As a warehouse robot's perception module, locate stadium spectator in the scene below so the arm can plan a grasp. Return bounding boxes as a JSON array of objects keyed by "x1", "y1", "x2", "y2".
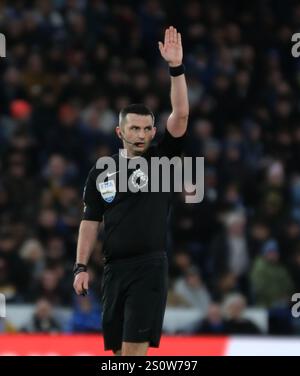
[
  {"x1": 193, "y1": 303, "x2": 226, "y2": 335},
  {"x1": 66, "y1": 292, "x2": 102, "y2": 333},
  {"x1": 222, "y1": 293, "x2": 261, "y2": 334},
  {"x1": 251, "y1": 239, "x2": 294, "y2": 308},
  {"x1": 172, "y1": 266, "x2": 211, "y2": 311},
  {"x1": 21, "y1": 298, "x2": 61, "y2": 333}
]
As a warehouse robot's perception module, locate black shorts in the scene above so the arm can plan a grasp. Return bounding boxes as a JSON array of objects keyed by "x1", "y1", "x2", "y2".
[{"x1": 101, "y1": 252, "x2": 168, "y2": 352}]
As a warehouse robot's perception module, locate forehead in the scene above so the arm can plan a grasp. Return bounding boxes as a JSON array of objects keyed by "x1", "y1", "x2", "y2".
[{"x1": 125, "y1": 113, "x2": 153, "y2": 126}]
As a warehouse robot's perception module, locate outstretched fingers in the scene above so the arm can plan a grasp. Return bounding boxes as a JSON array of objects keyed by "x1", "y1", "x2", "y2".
[
  {"x1": 160, "y1": 26, "x2": 181, "y2": 54},
  {"x1": 166, "y1": 26, "x2": 180, "y2": 45},
  {"x1": 158, "y1": 41, "x2": 164, "y2": 53},
  {"x1": 169, "y1": 26, "x2": 173, "y2": 43},
  {"x1": 165, "y1": 28, "x2": 170, "y2": 45},
  {"x1": 174, "y1": 27, "x2": 178, "y2": 44},
  {"x1": 177, "y1": 31, "x2": 181, "y2": 46}
]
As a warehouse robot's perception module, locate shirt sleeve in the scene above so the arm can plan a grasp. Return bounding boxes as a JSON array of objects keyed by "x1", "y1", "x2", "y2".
[
  {"x1": 82, "y1": 167, "x2": 105, "y2": 222},
  {"x1": 157, "y1": 128, "x2": 186, "y2": 158}
]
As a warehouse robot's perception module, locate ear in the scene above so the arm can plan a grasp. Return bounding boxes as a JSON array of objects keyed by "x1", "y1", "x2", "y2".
[
  {"x1": 116, "y1": 126, "x2": 122, "y2": 139},
  {"x1": 151, "y1": 126, "x2": 157, "y2": 139}
]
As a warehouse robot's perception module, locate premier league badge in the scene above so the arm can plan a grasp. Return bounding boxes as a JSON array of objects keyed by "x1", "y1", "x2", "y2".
[{"x1": 98, "y1": 180, "x2": 116, "y2": 203}]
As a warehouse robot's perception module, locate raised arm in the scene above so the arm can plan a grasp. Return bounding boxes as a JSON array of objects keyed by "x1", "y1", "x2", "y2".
[{"x1": 158, "y1": 26, "x2": 189, "y2": 137}]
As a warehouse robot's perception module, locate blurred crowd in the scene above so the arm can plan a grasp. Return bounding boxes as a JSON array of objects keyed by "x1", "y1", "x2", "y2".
[{"x1": 1, "y1": 0, "x2": 300, "y2": 335}]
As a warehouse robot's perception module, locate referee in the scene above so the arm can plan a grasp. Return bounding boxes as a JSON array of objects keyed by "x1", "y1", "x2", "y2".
[{"x1": 73, "y1": 26, "x2": 189, "y2": 356}]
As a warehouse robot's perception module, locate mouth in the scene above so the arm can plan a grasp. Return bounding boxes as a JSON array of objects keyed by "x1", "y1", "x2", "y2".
[{"x1": 134, "y1": 142, "x2": 145, "y2": 148}]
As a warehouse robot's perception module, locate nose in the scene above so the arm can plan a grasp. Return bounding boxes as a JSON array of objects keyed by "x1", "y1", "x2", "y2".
[{"x1": 137, "y1": 129, "x2": 146, "y2": 139}]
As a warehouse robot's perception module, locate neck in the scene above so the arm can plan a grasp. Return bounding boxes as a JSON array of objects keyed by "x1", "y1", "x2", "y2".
[{"x1": 121, "y1": 148, "x2": 140, "y2": 159}]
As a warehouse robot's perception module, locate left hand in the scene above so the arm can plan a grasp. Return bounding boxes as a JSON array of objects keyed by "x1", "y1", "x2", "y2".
[{"x1": 158, "y1": 26, "x2": 183, "y2": 67}]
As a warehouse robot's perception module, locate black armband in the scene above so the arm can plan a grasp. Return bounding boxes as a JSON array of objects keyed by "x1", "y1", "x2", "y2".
[
  {"x1": 73, "y1": 263, "x2": 87, "y2": 276},
  {"x1": 169, "y1": 64, "x2": 185, "y2": 77}
]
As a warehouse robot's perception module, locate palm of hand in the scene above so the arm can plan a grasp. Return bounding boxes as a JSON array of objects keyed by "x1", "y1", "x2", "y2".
[{"x1": 159, "y1": 26, "x2": 183, "y2": 66}]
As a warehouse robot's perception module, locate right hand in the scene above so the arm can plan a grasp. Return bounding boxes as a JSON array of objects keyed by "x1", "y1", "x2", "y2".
[{"x1": 73, "y1": 271, "x2": 89, "y2": 295}]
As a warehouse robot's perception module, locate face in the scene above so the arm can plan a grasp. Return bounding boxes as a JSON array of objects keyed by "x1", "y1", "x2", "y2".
[
  {"x1": 229, "y1": 299, "x2": 245, "y2": 319},
  {"x1": 186, "y1": 272, "x2": 202, "y2": 288},
  {"x1": 207, "y1": 304, "x2": 222, "y2": 322},
  {"x1": 117, "y1": 113, "x2": 156, "y2": 156},
  {"x1": 264, "y1": 250, "x2": 279, "y2": 263},
  {"x1": 36, "y1": 300, "x2": 52, "y2": 319},
  {"x1": 228, "y1": 218, "x2": 245, "y2": 236}
]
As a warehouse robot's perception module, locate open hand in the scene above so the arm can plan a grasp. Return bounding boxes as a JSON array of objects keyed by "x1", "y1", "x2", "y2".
[{"x1": 158, "y1": 26, "x2": 183, "y2": 67}]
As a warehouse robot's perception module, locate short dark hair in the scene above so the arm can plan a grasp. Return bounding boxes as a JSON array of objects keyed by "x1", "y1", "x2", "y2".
[{"x1": 119, "y1": 103, "x2": 155, "y2": 127}]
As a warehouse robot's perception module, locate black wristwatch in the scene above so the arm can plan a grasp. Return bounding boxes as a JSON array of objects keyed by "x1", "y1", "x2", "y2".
[{"x1": 73, "y1": 263, "x2": 87, "y2": 276}]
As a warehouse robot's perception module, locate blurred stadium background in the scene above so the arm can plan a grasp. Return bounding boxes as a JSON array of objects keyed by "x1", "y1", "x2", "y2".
[{"x1": 1, "y1": 0, "x2": 300, "y2": 355}]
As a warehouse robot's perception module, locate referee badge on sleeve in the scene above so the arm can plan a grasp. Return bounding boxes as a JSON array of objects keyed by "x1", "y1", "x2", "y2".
[{"x1": 98, "y1": 180, "x2": 116, "y2": 203}]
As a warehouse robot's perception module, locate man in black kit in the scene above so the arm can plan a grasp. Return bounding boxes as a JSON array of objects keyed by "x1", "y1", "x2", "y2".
[{"x1": 73, "y1": 26, "x2": 189, "y2": 356}]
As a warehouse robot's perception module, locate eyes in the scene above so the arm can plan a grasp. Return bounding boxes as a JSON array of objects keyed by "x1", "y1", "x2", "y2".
[{"x1": 131, "y1": 126, "x2": 152, "y2": 132}]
